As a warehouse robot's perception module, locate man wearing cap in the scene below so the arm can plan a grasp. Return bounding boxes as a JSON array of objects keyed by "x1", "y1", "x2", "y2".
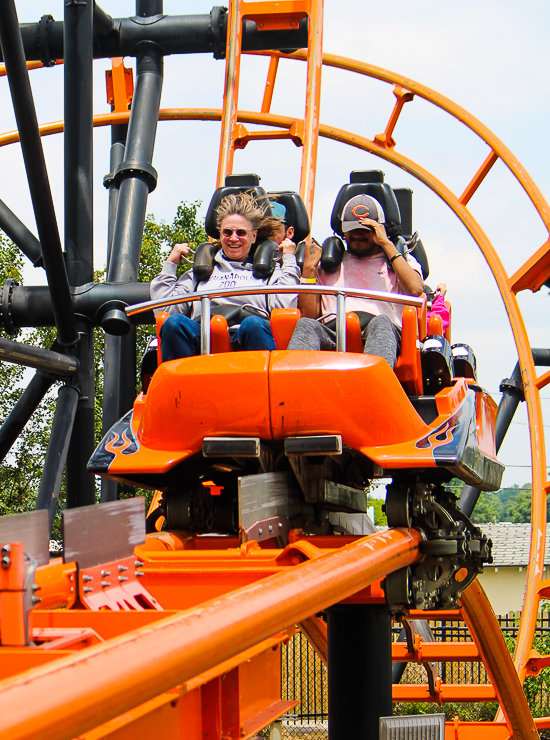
[
  {"x1": 287, "y1": 194, "x2": 423, "y2": 367},
  {"x1": 270, "y1": 201, "x2": 296, "y2": 249}
]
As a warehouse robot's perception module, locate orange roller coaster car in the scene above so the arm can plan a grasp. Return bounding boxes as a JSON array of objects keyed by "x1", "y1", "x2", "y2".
[{"x1": 89, "y1": 278, "x2": 498, "y2": 612}]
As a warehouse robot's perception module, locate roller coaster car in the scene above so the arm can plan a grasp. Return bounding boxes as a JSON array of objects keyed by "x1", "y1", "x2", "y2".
[{"x1": 88, "y1": 174, "x2": 503, "y2": 552}]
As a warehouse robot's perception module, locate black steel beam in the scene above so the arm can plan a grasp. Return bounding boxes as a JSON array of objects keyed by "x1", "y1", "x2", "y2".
[
  {"x1": 64, "y1": 0, "x2": 96, "y2": 510},
  {"x1": 136, "y1": 0, "x2": 164, "y2": 16},
  {"x1": 107, "y1": 44, "x2": 163, "y2": 284},
  {"x1": 93, "y1": 2, "x2": 114, "y2": 35},
  {"x1": 0, "y1": 371, "x2": 55, "y2": 464},
  {"x1": 100, "y1": 330, "x2": 137, "y2": 503},
  {"x1": 65, "y1": 0, "x2": 94, "y2": 290},
  {"x1": 0, "y1": 337, "x2": 78, "y2": 375},
  {"x1": 0, "y1": 199, "x2": 43, "y2": 268},
  {"x1": 2, "y1": 14, "x2": 308, "y2": 63},
  {"x1": 101, "y1": 123, "x2": 137, "y2": 503},
  {"x1": 35, "y1": 384, "x2": 80, "y2": 532},
  {"x1": 459, "y1": 347, "x2": 550, "y2": 518},
  {"x1": 0, "y1": 1, "x2": 78, "y2": 347},
  {"x1": 328, "y1": 604, "x2": 392, "y2": 740},
  {"x1": 3, "y1": 282, "x2": 152, "y2": 330}
]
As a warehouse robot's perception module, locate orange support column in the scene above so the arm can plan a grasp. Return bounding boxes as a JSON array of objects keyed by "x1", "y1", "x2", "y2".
[
  {"x1": 216, "y1": 0, "x2": 243, "y2": 186},
  {"x1": 299, "y1": 0, "x2": 323, "y2": 218},
  {"x1": 217, "y1": 0, "x2": 323, "y2": 216},
  {"x1": 460, "y1": 580, "x2": 539, "y2": 740}
]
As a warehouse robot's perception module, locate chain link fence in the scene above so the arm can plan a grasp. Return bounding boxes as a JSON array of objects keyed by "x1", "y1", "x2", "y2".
[{"x1": 278, "y1": 612, "x2": 550, "y2": 740}]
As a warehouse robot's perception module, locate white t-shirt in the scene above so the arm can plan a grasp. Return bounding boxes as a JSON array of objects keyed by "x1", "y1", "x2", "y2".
[{"x1": 318, "y1": 250, "x2": 422, "y2": 327}]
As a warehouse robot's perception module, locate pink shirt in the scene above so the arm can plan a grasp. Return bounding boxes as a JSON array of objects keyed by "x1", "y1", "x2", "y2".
[
  {"x1": 427, "y1": 294, "x2": 450, "y2": 333},
  {"x1": 317, "y1": 251, "x2": 423, "y2": 327}
]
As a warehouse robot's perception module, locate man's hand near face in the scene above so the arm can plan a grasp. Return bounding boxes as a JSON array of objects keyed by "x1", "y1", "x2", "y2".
[{"x1": 298, "y1": 237, "x2": 322, "y2": 318}]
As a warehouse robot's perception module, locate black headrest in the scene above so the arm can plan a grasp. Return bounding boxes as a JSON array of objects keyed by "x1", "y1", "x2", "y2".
[
  {"x1": 267, "y1": 191, "x2": 310, "y2": 242},
  {"x1": 330, "y1": 182, "x2": 402, "y2": 241},
  {"x1": 205, "y1": 182, "x2": 268, "y2": 239},
  {"x1": 225, "y1": 173, "x2": 261, "y2": 187},
  {"x1": 393, "y1": 188, "x2": 429, "y2": 279},
  {"x1": 350, "y1": 170, "x2": 385, "y2": 184},
  {"x1": 393, "y1": 188, "x2": 412, "y2": 235},
  {"x1": 192, "y1": 239, "x2": 279, "y2": 282}
]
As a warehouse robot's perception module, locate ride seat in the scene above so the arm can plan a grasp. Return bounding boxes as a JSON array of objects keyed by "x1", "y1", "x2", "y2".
[
  {"x1": 210, "y1": 314, "x2": 233, "y2": 353},
  {"x1": 204, "y1": 173, "x2": 268, "y2": 239},
  {"x1": 395, "y1": 306, "x2": 423, "y2": 395},
  {"x1": 428, "y1": 301, "x2": 451, "y2": 343},
  {"x1": 155, "y1": 310, "x2": 234, "y2": 364},
  {"x1": 421, "y1": 335, "x2": 453, "y2": 393},
  {"x1": 267, "y1": 190, "x2": 311, "y2": 243},
  {"x1": 156, "y1": 311, "x2": 170, "y2": 365},
  {"x1": 271, "y1": 308, "x2": 301, "y2": 349},
  {"x1": 452, "y1": 343, "x2": 477, "y2": 381},
  {"x1": 345, "y1": 312, "x2": 364, "y2": 353}
]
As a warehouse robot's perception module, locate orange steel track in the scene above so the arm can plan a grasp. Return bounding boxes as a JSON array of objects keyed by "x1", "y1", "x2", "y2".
[
  {"x1": 1, "y1": 44, "x2": 549, "y2": 739},
  {"x1": 0, "y1": 530, "x2": 420, "y2": 740}
]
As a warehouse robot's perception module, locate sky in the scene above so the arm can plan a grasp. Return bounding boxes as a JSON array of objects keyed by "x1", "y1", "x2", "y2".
[{"x1": 1, "y1": 0, "x2": 550, "y2": 489}]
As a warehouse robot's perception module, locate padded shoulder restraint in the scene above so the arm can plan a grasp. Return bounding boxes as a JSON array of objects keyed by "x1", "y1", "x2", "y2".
[{"x1": 191, "y1": 240, "x2": 279, "y2": 285}]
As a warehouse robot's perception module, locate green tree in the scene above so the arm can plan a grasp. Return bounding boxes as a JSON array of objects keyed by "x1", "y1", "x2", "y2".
[
  {"x1": 0, "y1": 234, "x2": 57, "y2": 519},
  {"x1": 501, "y1": 487, "x2": 532, "y2": 523},
  {"x1": 471, "y1": 492, "x2": 500, "y2": 524},
  {"x1": 0, "y1": 201, "x2": 208, "y2": 527},
  {"x1": 367, "y1": 495, "x2": 387, "y2": 526},
  {"x1": 135, "y1": 200, "x2": 207, "y2": 362}
]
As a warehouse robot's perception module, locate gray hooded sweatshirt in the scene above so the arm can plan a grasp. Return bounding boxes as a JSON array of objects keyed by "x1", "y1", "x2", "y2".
[{"x1": 150, "y1": 249, "x2": 300, "y2": 321}]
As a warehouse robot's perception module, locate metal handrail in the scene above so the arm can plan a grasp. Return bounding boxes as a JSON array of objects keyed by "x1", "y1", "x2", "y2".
[{"x1": 125, "y1": 285, "x2": 424, "y2": 354}]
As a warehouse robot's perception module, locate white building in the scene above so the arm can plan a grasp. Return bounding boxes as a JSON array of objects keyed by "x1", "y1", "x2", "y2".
[{"x1": 478, "y1": 522, "x2": 550, "y2": 616}]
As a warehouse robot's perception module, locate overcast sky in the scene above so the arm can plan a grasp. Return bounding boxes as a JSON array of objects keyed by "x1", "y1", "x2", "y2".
[{"x1": 1, "y1": 0, "x2": 550, "y2": 489}]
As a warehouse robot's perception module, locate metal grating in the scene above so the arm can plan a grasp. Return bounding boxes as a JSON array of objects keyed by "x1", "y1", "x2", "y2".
[{"x1": 380, "y1": 714, "x2": 445, "y2": 740}]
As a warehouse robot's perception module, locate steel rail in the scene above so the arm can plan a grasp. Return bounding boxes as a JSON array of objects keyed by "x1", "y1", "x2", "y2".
[
  {"x1": 0, "y1": 528, "x2": 421, "y2": 740},
  {"x1": 0, "y1": 59, "x2": 546, "y2": 684},
  {"x1": 126, "y1": 284, "x2": 424, "y2": 316},
  {"x1": 127, "y1": 284, "x2": 423, "y2": 355},
  {"x1": 247, "y1": 49, "x2": 550, "y2": 232}
]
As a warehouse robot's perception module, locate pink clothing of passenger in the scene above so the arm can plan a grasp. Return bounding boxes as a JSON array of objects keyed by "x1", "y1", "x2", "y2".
[
  {"x1": 427, "y1": 294, "x2": 450, "y2": 333},
  {"x1": 317, "y1": 250, "x2": 423, "y2": 327}
]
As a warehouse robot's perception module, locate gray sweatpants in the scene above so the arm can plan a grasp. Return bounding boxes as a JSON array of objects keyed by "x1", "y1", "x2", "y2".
[{"x1": 287, "y1": 314, "x2": 401, "y2": 367}]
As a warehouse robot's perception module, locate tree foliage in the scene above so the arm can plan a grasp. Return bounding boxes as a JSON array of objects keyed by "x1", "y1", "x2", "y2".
[
  {"x1": 471, "y1": 485, "x2": 539, "y2": 524},
  {"x1": 0, "y1": 234, "x2": 57, "y2": 519},
  {"x1": 367, "y1": 495, "x2": 387, "y2": 526},
  {"x1": 0, "y1": 202, "x2": 207, "y2": 527}
]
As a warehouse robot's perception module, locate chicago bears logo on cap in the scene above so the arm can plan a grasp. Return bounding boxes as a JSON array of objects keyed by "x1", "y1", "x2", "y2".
[{"x1": 342, "y1": 194, "x2": 385, "y2": 233}]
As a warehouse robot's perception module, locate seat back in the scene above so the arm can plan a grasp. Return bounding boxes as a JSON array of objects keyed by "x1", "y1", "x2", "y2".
[
  {"x1": 156, "y1": 312, "x2": 170, "y2": 366},
  {"x1": 395, "y1": 306, "x2": 423, "y2": 395},
  {"x1": 267, "y1": 191, "x2": 310, "y2": 243},
  {"x1": 271, "y1": 308, "x2": 301, "y2": 349},
  {"x1": 444, "y1": 301, "x2": 451, "y2": 344},
  {"x1": 421, "y1": 335, "x2": 454, "y2": 393},
  {"x1": 428, "y1": 313, "x2": 443, "y2": 336},
  {"x1": 393, "y1": 187, "x2": 430, "y2": 279},
  {"x1": 155, "y1": 311, "x2": 233, "y2": 361},
  {"x1": 331, "y1": 171, "x2": 403, "y2": 244},
  {"x1": 204, "y1": 174, "x2": 268, "y2": 239},
  {"x1": 211, "y1": 314, "x2": 233, "y2": 354},
  {"x1": 346, "y1": 312, "x2": 364, "y2": 353}
]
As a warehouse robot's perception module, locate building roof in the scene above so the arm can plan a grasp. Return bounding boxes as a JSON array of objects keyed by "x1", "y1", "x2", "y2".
[{"x1": 479, "y1": 522, "x2": 550, "y2": 567}]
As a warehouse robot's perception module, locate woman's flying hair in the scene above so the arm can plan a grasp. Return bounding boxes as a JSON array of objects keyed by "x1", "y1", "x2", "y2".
[{"x1": 216, "y1": 191, "x2": 282, "y2": 242}]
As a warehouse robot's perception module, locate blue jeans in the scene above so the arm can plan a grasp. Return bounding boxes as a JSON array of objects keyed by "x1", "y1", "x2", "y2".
[{"x1": 160, "y1": 314, "x2": 276, "y2": 362}]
